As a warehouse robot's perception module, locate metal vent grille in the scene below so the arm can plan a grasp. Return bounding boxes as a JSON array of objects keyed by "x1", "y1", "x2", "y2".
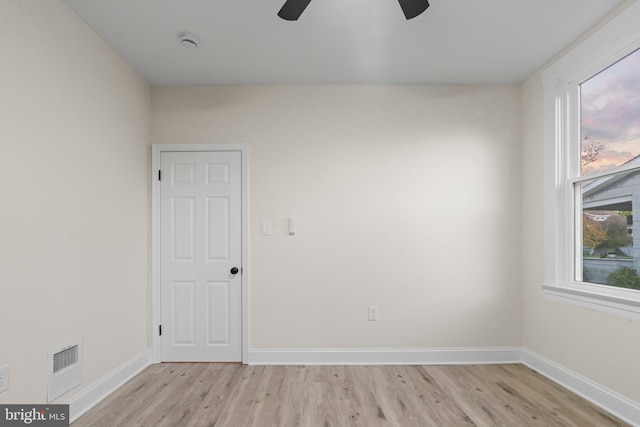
[
  {"x1": 53, "y1": 346, "x2": 77, "y2": 373},
  {"x1": 48, "y1": 342, "x2": 82, "y2": 402}
]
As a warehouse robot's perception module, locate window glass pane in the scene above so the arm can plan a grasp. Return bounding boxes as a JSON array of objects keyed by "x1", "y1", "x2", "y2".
[
  {"x1": 579, "y1": 174, "x2": 640, "y2": 290},
  {"x1": 580, "y1": 48, "x2": 640, "y2": 176}
]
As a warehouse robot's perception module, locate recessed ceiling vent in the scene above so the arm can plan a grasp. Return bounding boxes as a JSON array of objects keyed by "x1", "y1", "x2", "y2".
[
  {"x1": 179, "y1": 32, "x2": 200, "y2": 49},
  {"x1": 48, "y1": 341, "x2": 82, "y2": 402}
]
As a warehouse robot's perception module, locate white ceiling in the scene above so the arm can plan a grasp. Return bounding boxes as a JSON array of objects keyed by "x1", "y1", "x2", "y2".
[{"x1": 63, "y1": 0, "x2": 627, "y2": 86}]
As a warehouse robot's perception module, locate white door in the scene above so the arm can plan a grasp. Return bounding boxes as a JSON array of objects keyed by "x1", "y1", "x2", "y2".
[{"x1": 160, "y1": 151, "x2": 242, "y2": 362}]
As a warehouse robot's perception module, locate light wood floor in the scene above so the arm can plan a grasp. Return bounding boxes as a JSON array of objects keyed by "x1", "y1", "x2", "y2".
[{"x1": 73, "y1": 363, "x2": 629, "y2": 426}]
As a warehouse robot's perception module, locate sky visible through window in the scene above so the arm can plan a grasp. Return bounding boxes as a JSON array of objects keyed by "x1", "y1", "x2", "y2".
[{"x1": 581, "y1": 48, "x2": 640, "y2": 176}]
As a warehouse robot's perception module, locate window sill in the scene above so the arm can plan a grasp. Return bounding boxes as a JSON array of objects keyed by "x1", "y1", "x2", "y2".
[{"x1": 542, "y1": 284, "x2": 640, "y2": 321}]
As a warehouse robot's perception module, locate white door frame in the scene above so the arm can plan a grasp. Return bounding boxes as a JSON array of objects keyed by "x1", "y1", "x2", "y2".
[{"x1": 151, "y1": 144, "x2": 249, "y2": 363}]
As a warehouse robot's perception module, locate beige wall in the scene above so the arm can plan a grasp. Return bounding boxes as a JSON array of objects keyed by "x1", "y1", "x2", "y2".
[
  {"x1": 520, "y1": 71, "x2": 640, "y2": 403},
  {"x1": 0, "y1": 1, "x2": 150, "y2": 403},
  {"x1": 151, "y1": 85, "x2": 522, "y2": 349},
  {"x1": 5, "y1": 0, "x2": 636, "y2": 414}
]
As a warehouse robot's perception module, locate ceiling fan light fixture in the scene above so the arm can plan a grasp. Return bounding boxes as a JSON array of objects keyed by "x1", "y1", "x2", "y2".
[
  {"x1": 179, "y1": 32, "x2": 200, "y2": 49},
  {"x1": 397, "y1": 0, "x2": 429, "y2": 20},
  {"x1": 277, "y1": 0, "x2": 429, "y2": 21},
  {"x1": 278, "y1": 0, "x2": 312, "y2": 21}
]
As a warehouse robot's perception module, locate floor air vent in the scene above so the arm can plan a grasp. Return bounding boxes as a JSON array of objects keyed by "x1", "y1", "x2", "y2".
[{"x1": 48, "y1": 341, "x2": 81, "y2": 402}]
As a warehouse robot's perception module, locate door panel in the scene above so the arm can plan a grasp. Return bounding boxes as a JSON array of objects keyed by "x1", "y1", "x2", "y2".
[
  {"x1": 172, "y1": 163, "x2": 196, "y2": 185},
  {"x1": 160, "y1": 151, "x2": 242, "y2": 362},
  {"x1": 207, "y1": 281, "x2": 230, "y2": 344},
  {"x1": 206, "y1": 163, "x2": 230, "y2": 185},
  {"x1": 206, "y1": 197, "x2": 230, "y2": 261},
  {"x1": 172, "y1": 281, "x2": 196, "y2": 345},
  {"x1": 172, "y1": 198, "x2": 195, "y2": 261}
]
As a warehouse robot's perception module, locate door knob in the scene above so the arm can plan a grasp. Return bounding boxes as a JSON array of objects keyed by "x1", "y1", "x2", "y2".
[{"x1": 230, "y1": 267, "x2": 239, "y2": 275}]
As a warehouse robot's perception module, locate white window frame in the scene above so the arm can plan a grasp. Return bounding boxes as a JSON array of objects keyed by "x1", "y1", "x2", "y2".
[{"x1": 542, "y1": 2, "x2": 640, "y2": 321}]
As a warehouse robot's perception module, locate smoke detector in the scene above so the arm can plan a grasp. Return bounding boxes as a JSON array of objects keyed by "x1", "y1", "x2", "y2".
[{"x1": 179, "y1": 32, "x2": 200, "y2": 49}]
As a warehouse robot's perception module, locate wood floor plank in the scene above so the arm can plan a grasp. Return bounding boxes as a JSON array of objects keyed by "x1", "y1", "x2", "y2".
[
  {"x1": 458, "y1": 365, "x2": 554, "y2": 425},
  {"x1": 72, "y1": 363, "x2": 630, "y2": 427}
]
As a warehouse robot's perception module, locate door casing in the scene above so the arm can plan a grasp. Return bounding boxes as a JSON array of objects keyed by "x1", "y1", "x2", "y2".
[{"x1": 151, "y1": 144, "x2": 248, "y2": 363}]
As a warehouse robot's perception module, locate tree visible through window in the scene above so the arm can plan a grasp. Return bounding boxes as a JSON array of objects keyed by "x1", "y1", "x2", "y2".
[{"x1": 579, "y1": 48, "x2": 640, "y2": 290}]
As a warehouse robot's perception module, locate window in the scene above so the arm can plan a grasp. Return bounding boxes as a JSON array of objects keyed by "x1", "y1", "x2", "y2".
[
  {"x1": 578, "y1": 49, "x2": 640, "y2": 288},
  {"x1": 542, "y1": 3, "x2": 640, "y2": 320}
]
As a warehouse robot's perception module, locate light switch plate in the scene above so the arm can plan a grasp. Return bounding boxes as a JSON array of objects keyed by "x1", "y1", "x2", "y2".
[{"x1": 261, "y1": 220, "x2": 272, "y2": 235}]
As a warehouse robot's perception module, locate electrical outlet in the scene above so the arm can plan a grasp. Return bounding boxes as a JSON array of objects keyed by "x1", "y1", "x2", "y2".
[
  {"x1": 368, "y1": 306, "x2": 378, "y2": 321},
  {"x1": 0, "y1": 362, "x2": 9, "y2": 393}
]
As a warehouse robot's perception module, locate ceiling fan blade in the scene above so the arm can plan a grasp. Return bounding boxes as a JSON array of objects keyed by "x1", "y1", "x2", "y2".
[
  {"x1": 278, "y1": 0, "x2": 313, "y2": 21},
  {"x1": 397, "y1": 0, "x2": 429, "y2": 20}
]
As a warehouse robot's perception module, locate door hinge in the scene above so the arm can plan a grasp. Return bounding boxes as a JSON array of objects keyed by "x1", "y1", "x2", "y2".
[
  {"x1": 159, "y1": 325, "x2": 162, "y2": 336},
  {"x1": 158, "y1": 170, "x2": 162, "y2": 181}
]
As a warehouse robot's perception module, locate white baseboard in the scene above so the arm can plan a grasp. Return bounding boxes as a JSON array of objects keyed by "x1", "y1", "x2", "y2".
[
  {"x1": 522, "y1": 348, "x2": 640, "y2": 427},
  {"x1": 247, "y1": 347, "x2": 522, "y2": 365},
  {"x1": 65, "y1": 350, "x2": 152, "y2": 423}
]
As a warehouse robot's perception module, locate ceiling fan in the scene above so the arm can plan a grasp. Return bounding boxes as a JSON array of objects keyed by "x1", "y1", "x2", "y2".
[{"x1": 278, "y1": 0, "x2": 430, "y2": 21}]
